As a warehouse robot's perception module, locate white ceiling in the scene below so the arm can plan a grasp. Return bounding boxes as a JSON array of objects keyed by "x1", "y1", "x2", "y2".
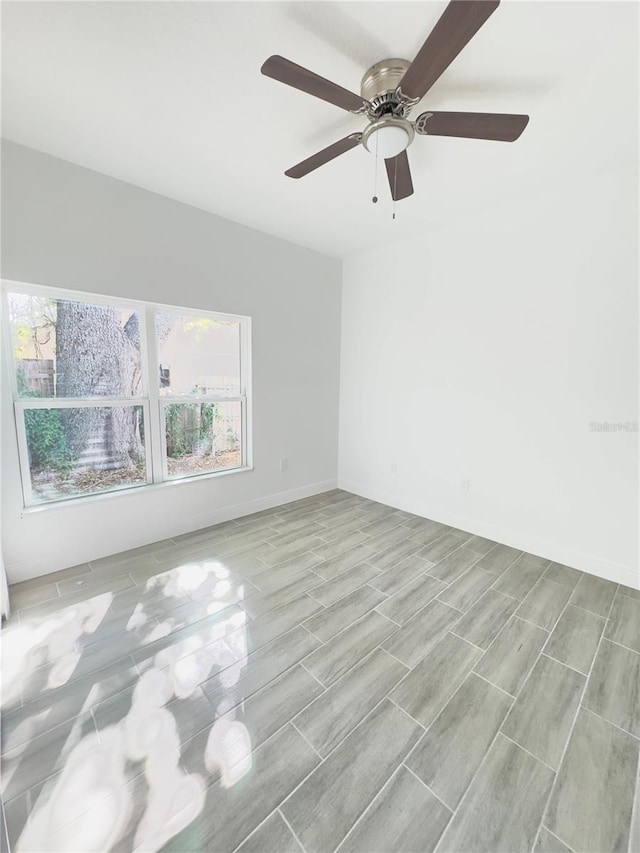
[{"x1": 2, "y1": 1, "x2": 637, "y2": 258}]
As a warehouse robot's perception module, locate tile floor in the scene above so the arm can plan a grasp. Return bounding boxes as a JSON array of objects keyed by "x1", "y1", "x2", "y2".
[{"x1": 2, "y1": 489, "x2": 640, "y2": 852}]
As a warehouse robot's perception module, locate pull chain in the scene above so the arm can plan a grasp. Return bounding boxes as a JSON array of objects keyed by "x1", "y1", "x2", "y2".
[
  {"x1": 372, "y1": 133, "x2": 379, "y2": 204},
  {"x1": 392, "y1": 157, "x2": 397, "y2": 220}
]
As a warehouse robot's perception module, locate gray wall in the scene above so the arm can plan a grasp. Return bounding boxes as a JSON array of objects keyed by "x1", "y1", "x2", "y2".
[{"x1": 1, "y1": 141, "x2": 342, "y2": 581}]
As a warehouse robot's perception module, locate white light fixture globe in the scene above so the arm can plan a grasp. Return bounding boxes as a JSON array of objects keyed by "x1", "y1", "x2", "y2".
[{"x1": 362, "y1": 116, "x2": 414, "y2": 159}]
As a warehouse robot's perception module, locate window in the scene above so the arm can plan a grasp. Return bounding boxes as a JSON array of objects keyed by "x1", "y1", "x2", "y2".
[{"x1": 4, "y1": 283, "x2": 251, "y2": 506}]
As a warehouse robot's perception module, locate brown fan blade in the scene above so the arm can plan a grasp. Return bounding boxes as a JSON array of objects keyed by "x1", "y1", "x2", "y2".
[
  {"x1": 261, "y1": 55, "x2": 368, "y2": 113},
  {"x1": 285, "y1": 134, "x2": 362, "y2": 179},
  {"x1": 415, "y1": 111, "x2": 529, "y2": 141},
  {"x1": 385, "y1": 150, "x2": 414, "y2": 201},
  {"x1": 398, "y1": 1, "x2": 500, "y2": 102}
]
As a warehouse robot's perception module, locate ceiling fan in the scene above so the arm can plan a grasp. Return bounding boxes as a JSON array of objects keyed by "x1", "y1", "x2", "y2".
[{"x1": 261, "y1": 0, "x2": 529, "y2": 201}]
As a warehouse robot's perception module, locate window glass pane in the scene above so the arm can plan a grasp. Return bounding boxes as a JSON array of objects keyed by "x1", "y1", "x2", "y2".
[
  {"x1": 23, "y1": 405, "x2": 147, "y2": 503},
  {"x1": 165, "y1": 401, "x2": 241, "y2": 478},
  {"x1": 156, "y1": 311, "x2": 241, "y2": 396},
  {"x1": 7, "y1": 292, "x2": 142, "y2": 399}
]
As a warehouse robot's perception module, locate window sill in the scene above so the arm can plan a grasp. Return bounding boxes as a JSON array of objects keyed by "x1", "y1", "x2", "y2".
[{"x1": 20, "y1": 465, "x2": 255, "y2": 516}]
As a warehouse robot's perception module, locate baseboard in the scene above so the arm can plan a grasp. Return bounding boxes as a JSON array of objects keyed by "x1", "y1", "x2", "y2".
[
  {"x1": 339, "y1": 477, "x2": 640, "y2": 591},
  {"x1": 7, "y1": 479, "x2": 338, "y2": 583}
]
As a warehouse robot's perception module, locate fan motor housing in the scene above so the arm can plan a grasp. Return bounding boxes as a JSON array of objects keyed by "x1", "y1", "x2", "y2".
[{"x1": 361, "y1": 58, "x2": 411, "y2": 115}]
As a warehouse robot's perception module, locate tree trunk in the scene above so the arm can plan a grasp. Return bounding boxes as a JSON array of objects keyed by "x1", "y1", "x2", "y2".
[{"x1": 56, "y1": 301, "x2": 143, "y2": 465}]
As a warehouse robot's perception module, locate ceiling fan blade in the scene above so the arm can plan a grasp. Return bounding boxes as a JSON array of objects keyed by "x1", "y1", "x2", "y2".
[
  {"x1": 261, "y1": 55, "x2": 368, "y2": 113},
  {"x1": 285, "y1": 134, "x2": 362, "y2": 179},
  {"x1": 385, "y1": 150, "x2": 414, "y2": 201},
  {"x1": 398, "y1": 1, "x2": 500, "y2": 102},
  {"x1": 415, "y1": 110, "x2": 529, "y2": 141}
]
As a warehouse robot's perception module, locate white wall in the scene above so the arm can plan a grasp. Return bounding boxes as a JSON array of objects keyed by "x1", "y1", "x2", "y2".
[
  {"x1": 1, "y1": 141, "x2": 342, "y2": 583},
  {"x1": 339, "y1": 157, "x2": 639, "y2": 588}
]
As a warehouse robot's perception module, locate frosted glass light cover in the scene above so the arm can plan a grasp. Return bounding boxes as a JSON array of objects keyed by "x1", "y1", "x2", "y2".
[{"x1": 369, "y1": 125, "x2": 409, "y2": 158}]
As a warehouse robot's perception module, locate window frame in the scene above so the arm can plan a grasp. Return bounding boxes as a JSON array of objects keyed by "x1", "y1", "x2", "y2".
[{"x1": 2, "y1": 280, "x2": 252, "y2": 508}]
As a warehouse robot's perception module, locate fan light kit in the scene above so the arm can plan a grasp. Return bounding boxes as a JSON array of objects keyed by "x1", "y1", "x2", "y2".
[
  {"x1": 261, "y1": 0, "x2": 529, "y2": 205},
  {"x1": 362, "y1": 117, "x2": 414, "y2": 159}
]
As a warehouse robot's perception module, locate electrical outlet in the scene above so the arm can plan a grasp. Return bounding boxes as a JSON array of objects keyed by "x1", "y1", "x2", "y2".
[
  {"x1": 280, "y1": 458, "x2": 288, "y2": 472},
  {"x1": 460, "y1": 478, "x2": 471, "y2": 493},
  {"x1": 390, "y1": 462, "x2": 398, "y2": 474}
]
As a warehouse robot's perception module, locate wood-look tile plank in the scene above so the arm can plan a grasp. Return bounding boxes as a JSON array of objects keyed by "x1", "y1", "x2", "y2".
[
  {"x1": 10, "y1": 562, "x2": 91, "y2": 591},
  {"x1": 406, "y1": 673, "x2": 512, "y2": 808},
  {"x1": 476, "y1": 544, "x2": 522, "y2": 576},
  {"x1": 3, "y1": 791, "x2": 29, "y2": 852},
  {"x1": 366, "y1": 538, "x2": 423, "y2": 572},
  {"x1": 312, "y1": 544, "x2": 378, "y2": 580},
  {"x1": 308, "y1": 562, "x2": 379, "y2": 607},
  {"x1": 236, "y1": 811, "x2": 303, "y2": 853},
  {"x1": 249, "y1": 552, "x2": 322, "y2": 593},
  {"x1": 214, "y1": 526, "x2": 282, "y2": 556},
  {"x1": 369, "y1": 553, "x2": 432, "y2": 596},
  {"x1": 390, "y1": 633, "x2": 482, "y2": 727},
  {"x1": 452, "y1": 589, "x2": 519, "y2": 650},
  {"x1": 281, "y1": 700, "x2": 422, "y2": 853},
  {"x1": 437, "y1": 734, "x2": 555, "y2": 853},
  {"x1": 240, "y1": 572, "x2": 322, "y2": 619},
  {"x1": 19, "y1": 574, "x2": 137, "y2": 621},
  {"x1": 427, "y1": 547, "x2": 480, "y2": 584},
  {"x1": 401, "y1": 517, "x2": 449, "y2": 537},
  {"x1": 89, "y1": 547, "x2": 162, "y2": 573},
  {"x1": 200, "y1": 625, "x2": 321, "y2": 713},
  {"x1": 473, "y1": 616, "x2": 548, "y2": 697},
  {"x1": 1, "y1": 713, "x2": 97, "y2": 801},
  {"x1": 437, "y1": 565, "x2": 496, "y2": 613},
  {"x1": 259, "y1": 535, "x2": 326, "y2": 568},
  {"x1": 303, "y1": 586, "x2": 385, "y2": 642},
  {"x1": 408, "y1": 525, "x2": 454, "y2": 548},
  {"x1": 501, "y1": 655, "x2": 584, "y2": 769},
  {"x1": 165, "y1": 724, "x2": 320, "y2": 853},
  {"x1": 416, "y1": 532, "x2": 465, "y2": 563},
  {"x1": 10, "y1": 581, "x2": 60, "y2": 611},
  {"x1": 316, "y1": 520, "x2": 370, "y2": 545},
  {"x1": 582, "y1": 639, "x2": 640, "y2": 737},
  {"x1": 229, "y1": 513, "x2": 286, "y2": 533},
  {"x1": 464, "y1": 535, "x2": 499, "y2": 556},
  {"x1": 569, "y1": 572, "x2": 617, "y2": 617},
  {"x1": 310, "y1": 533, "x2": 375, "y2": 563},
  {"x1": 544, "y1": 605, "x2": 605, "y2": 675},
  {"x1": 294, "y1": 648, "x2": 407, "y2": 757},
  {"x1": 543, "y1": 562, "x2": 582, "y2": 589},
  {"x1": 181, "y1": 665, "x2": 323, "y2": 780},
  {"x1": 382, "y1": 599, "x2": 462, "y2": 668},
  {"x1": 358, "y1": 515, "x2": 405, "y2": 538},
  {"x1": 605, "y1": 593, "x2": 640, "y2": 653},
  {"x1": 516, "y1": 578, "x2": 573, "y2": 632},
  {"x1": 302, "y1": 611, "x2": 398, "y2": 687},
  {"x1": 1, "y1": 654, "x2": 141, "y2": 752},
  {"x1": 492, "y1": 554, "x2": 548, "y2": 601},
  {"x1": 545, "y1": 709, "x2": 639, "y2": 853},
  {"x1": 363, "y1": 525, "x2": 411, "y2": 554},
  {"x1": 266, "y1": 516, "x2": 327, "y2": 539},
  {"x1": 245, "y1": 594, "x2": 323, "y2": 651},
  {"x1": 618, "y1": 583, "x2": 640, "y2": 601},
  {"x1": 534, "y1": 828, "x2": 574, "y2": 853},
  {"x1": 336, "y1": 765, "x2": 451, "y2": 853},
  {"x1": 376, "y1": 573, "x2": 446, "y2": 625}
]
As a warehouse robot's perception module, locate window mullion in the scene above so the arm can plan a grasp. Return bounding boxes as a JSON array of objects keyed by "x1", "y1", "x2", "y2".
[{"x1": 144, "y1": 305, "x2": 164, "y2": 484}]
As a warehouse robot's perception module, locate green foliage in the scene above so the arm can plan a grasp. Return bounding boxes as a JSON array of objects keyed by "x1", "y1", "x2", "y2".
[
  {"x1": 24, "y1": 409, "x2": 75, "y2": 476},
  {"x1": 165, "y1": 403, "x2": 217, "y2": 458},
  {"x1": 200, "y1": 402, "x2": 215, "y2": 433}
]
